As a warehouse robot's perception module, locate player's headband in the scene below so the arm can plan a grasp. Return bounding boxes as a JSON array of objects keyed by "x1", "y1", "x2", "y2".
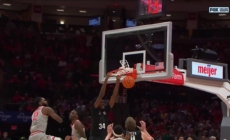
[{"x1": 113, "y1": 131, "x2": 123, "y2": 137}]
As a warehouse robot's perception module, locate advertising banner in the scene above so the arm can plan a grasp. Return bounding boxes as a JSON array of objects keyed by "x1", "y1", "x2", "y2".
[
  {"x1": 152, "y1": 69, "x2": 184, "y2": 85},
  {"x1": 0, "y1": 111, "x2": 31, "y2": 123},
  {"x1": 186, "y1": 58, "x2": 228, "y2": 82},
  {"x1": 191, "y1": 61, "x2": 223, "y2": 79}
]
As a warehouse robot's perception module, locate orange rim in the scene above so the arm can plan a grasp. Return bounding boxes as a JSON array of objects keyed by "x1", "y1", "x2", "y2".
[
  {"x1": 126, "y1": 69, "x2": 137, "y2": 79},
  {"x1": 108, "y1": 69, "x2": 119, "y2": 75},
  {"x1": 108, "y1": 69, "x2": 137, "y2": 79}
]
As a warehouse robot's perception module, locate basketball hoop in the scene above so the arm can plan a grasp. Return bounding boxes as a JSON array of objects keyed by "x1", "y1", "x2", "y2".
[
  {"x1": 108, "y1": 60, "x2": 137, "y2": 79},
  {"x1": 119, "y1": 60, "x2": 130, "y2": 68}
]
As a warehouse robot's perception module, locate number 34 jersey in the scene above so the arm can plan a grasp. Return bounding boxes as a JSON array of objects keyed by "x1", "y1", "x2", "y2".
[
  {"x1": 90, "y1": 105, "x2": 111, "y2": 137},
  {"x1": 30, "y1": 106, "x2": 48, "y2": 133}
]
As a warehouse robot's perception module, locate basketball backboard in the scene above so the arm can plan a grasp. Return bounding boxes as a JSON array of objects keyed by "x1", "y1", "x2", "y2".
[{"x1": 99, "y1": 22, "x2": 173, "y2": 84}]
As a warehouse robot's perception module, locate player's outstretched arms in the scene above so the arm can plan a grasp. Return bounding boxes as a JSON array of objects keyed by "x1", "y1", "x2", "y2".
[
  {"x1": 109, "y1": 75, "x2": 121, "y2": 108},
  {"x1": 43, "y1": 107, "x2": 63, "y2": 123},
  {"x1": 74, "y1": 121, "x2": 86, "y2": 139},
  {"x1": 94, "y1": 73, "x2": 111, "y2": 108},
  {"x1": 141, "y1": 132, "x2": 154, "y2": 140},
  {"x1": 105, "y1": 124, "x2": 113, "y2": 140},
  {"x1": 137, "y1": 121, "x2": 154, "y2": 140}
]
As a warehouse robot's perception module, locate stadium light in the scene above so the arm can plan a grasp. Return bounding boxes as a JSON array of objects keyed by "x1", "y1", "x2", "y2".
[
  {"x1": 60, "y1": 20, "x2": 65, "y2": 24},
  {"x1": 57, "y1": 9, "x2": 64, "y2": 12},
  {"x1": 79, "y1": 10, "x2": 86, "y2": 13},
  {"x1": 219, "y1": 14, "x2": 226, "y2": 16},
  {"x1": 3, "y1": 3, "x2": 11, "y2": 6}
]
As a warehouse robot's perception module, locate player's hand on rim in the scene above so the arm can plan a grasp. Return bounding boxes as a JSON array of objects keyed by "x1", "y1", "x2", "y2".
[
  {"x1": 106, "y1": 73, "x2": 112, "y2": 78},
  {"x1": 137, "y1": 120, "x2": 147, "y2": 132},
  {"x1": 116, "y1": 75, "x2": 121, "y2": 80}
]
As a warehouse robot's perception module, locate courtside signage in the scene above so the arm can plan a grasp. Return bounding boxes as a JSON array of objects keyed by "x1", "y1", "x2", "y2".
[
  {"x1": 192, "y1": 62, "x2": 223, "y2": 79},
  {"x1": 209, "y1": 7, "x2": 229, "y2": 13}
]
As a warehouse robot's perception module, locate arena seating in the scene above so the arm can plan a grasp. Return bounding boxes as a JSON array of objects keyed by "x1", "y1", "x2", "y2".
[{"x1": 0, "y1": 16, "x2": 229, "y2": 140}]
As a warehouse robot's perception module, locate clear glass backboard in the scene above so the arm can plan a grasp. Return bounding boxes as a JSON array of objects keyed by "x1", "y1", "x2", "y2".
[{"x1": 99, "y1": 22, "x2": 173, "y2": 83}]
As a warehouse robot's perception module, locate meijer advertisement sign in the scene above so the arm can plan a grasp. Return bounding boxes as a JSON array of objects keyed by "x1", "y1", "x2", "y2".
[
  {"x1": 186, "y1": 59, "x2": 228, "y2": 82},
  {"x1": 192, "y1": 62, "x2": 223, "y2": 79}
]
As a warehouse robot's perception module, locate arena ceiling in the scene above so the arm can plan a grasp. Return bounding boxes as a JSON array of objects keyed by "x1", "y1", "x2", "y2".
[{"x1": 0, "y1": 0, "x2": 229, "y2": 19}]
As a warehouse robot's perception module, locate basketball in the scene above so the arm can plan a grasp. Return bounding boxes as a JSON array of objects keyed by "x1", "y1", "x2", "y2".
[{"x1": 122, "y1": 76, "x2": 135, "y2": 89}]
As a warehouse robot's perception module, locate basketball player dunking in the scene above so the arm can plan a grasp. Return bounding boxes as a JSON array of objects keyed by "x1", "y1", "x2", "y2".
[
  {"x1": 90, "y1": 74, "x2": 121, "y2": 140},
  {"x1": 65, "y1": 109, "x2": 86, "y2": 140},
  {"x1": 29, "y1": 97, "x2": 63, "y2": 140},
  {"x1": 124, "y1": 117, "x2": 153, "y2": 140}
]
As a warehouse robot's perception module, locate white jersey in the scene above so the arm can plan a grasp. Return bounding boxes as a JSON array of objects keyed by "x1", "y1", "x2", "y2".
[
  {"x1": 71, "y1": 120, "x2": 85, "y2": 140},
  {"x1": 30, "y1": 106, "x2": 48, "y2": 133}
]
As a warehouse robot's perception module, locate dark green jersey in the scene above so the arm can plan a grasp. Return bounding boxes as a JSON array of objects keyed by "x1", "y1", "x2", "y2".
[
  {"x1": 125, "y1": 130, "x2": 142, "y2": 140},
  {"x1": 90, "y1": 105, "x2": 110, "y2": 138}
]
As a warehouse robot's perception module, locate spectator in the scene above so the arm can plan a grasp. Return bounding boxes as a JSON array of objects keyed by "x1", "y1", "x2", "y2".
[
  {"x1": 6, "y1": 19, "x2": 16, "y2": 31},
  {"x1": 37, "y1": 76, "x2": 46, "y2": 90},
  {"x1": 209, "y1": 136, "x2": 216, "y2": 140},
  {"x1": 76, "y1": 101, "x2": 85, "y2": 111},
  {"x1": 21, "y1": 75, "x2": 32, "y2": 94},
  {"x1": 8, "y1": 75, "x2": 20, "y2": 85},
  {"x1": 12, "y1": 91, "x2": 21, "y2": 103},
  {"x1": 0, "y1": 132, "x2": 11, "y2": 140},
  {"x1": 187, "y1": 135, "x2": 198, "y2": 140}
]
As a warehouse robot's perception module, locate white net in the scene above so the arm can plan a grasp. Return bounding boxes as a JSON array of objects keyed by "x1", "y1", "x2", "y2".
[
  {"x1": 119, "y1": 60, "x2": 130, "y2": 68},
  {"x1": 109, "y1": 60, "x2": 133, "y2": 76}
]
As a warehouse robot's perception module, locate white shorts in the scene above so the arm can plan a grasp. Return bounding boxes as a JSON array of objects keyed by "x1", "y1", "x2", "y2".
[{"x1": 29, "y1": 132, "x2": 62, "y2": 140}]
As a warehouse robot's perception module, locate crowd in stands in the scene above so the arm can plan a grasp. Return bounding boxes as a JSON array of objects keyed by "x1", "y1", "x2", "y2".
[{"x1": 0, "y1": 16, "x2": 229, "y2": 140}]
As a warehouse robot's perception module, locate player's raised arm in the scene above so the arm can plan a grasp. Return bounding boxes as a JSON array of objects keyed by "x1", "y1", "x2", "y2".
[
  {"x1": 137, "y1": 121, "x2": 154, "y2": 140},
  {"x1": 109, "y1": 75, "x2": 121, "y2": 108},
  {"x1": 94, "y1": 74, "x2": 111, "y2": 108},
  {"x1": 74, "y1": 121, "x2": 86, "y2": 139},
  {"x1": 105, "y1": 124, "x2": 113, "y2": 140},
  {"x1": 44, "y1": 107, "x2": 63, "y2": 123}
]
